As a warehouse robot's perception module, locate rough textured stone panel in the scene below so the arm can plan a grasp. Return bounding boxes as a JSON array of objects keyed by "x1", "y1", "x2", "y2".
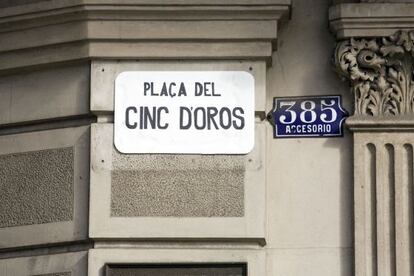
[
  {"x1": 111, "y1": 152, "x2": 244, "y2": 217},
  {"x1": 0, "y1": 147, "x2": 74, "y2": 228}
]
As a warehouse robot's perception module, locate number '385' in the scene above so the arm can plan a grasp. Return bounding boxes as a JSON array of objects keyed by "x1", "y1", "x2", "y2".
[{"x1": 278, "y1": 100, "x2": 338, "y2": 124}]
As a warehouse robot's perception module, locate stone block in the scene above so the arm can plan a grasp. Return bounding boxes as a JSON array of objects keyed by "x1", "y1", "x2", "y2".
[
  {"x1": 0, "y1": 126, "x2": 90, "y2": 249},
  {"x1": 0, "y1": 63, "x2": 90, "y2": 126},
  {"x1": 0, "y1": 251, "x2": 87, "y2": 276},
  {"x1": 89, "y1": 122, "x2": 265, "y2": 240}
]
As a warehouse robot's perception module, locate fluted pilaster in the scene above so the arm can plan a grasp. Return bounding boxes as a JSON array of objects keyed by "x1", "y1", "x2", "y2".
[
  {"x1": 349, "y1": 127, "x2": 414, "y2": 276},
  {"x1": 334, "y1": 29, "x2": 414, "y2": 276}
]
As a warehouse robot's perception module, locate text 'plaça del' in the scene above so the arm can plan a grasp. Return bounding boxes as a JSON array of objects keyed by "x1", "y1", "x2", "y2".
[{"x1": 143, "y1": 81, "x2": 221, "y2": 97}]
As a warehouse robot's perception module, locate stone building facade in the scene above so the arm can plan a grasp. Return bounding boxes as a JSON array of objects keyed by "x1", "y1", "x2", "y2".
[{"x1": 0, "y1": 0, "x2": 413, "y2": 275}]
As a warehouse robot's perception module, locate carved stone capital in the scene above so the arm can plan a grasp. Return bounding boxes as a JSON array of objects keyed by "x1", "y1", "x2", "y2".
[{"x1": 335, "y1": 30, "x2": 414, "y2": 116}]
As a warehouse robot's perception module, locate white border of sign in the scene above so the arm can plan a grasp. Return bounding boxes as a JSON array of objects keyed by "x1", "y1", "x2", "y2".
[{"x1": 114, "y1": 71, "x2": 255, "y2": 154}]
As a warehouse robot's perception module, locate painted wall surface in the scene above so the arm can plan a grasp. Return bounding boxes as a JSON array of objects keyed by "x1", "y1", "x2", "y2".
[{"x1": 266, "y1": 0, "x2": 353, "y2": 275}]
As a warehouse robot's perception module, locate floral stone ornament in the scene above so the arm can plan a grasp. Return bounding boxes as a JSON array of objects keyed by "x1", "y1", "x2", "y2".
[{"x1": 335, "y1": 30, "x2": 414, "y2": 116}]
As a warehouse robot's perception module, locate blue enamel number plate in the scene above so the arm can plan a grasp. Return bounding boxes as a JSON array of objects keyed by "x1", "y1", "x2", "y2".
[{"x1": 269, "y1": 95, "x2": 349, "y2": 138}]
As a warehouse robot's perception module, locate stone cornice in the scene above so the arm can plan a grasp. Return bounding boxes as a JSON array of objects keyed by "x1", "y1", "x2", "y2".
[
  {"x1": 330, "y1": 3, "x2": 414, "y2": 39},
  {"x1": 0, "y1": 0, "x2": 291, "y2": 73},
  {"x1": 0, "y1": 0, "x2": 291, "y2": 29}
]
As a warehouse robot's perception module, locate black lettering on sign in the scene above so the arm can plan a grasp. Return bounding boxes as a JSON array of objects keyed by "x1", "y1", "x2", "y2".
[
  {"x1": 194, "y1": 82, "x2": 221, "y2": 97},
  {"x1": 157, "y1": 107, "x2": 169, "y2": 129},
  {"x1": 194, "y1": 107, "x2": 206, "y2": 130},
  {"x1": 211, "y1": 82, "x2": 220, "y2": 96},
  {"x1": 178, "y1": 106, "x2": 245, "y2": 130},
  {"x1": 194, "y1": 82, "x2": 203, "y2": 96},
  {"x1": 232, "y1": 107, "x2": 245, "y2": 129},
  {"x1": 160, "y1": 83, "x2": 168, "y2": 96},
  {"x1": 178, "y1": 83, "x2": 187, "y2": 96},
  {"x1": 207, "y1": 107, "x2": 219, "y2": 130},
  {"x1": 180, "y1": 107, "x2": 192, "y2": 130},
  {"x1": 168, "y1": 83, "x2": 176, "y2": 97},
  {"x1": 142, "y1": 106, "x2": 156, "y2": 129},
  {"x1": 219, "y1": 107, "x2": 232, "y2": 129},
  {"x1": 137, "y1": 106, "x2": 169, "y2": 130},
  {"x1": 125, "y1": 106, "x2": 138, "y2": 129},
  {"x1": 204, "y1": 82, "x2": 212, "y2": 96},
  {"x1": 147, "y1": 82, "x2": 188, "y2": 97},
  {"x1": 143, "y1": 82, "x2": 153, "y2": 96}
]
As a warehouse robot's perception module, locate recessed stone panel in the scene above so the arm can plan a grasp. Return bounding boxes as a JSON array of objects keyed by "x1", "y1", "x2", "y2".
[
  {"x1": 0, "y1": 147, "x2": 74, "y2": 228},
  {"x1": 111, "y1": 153, "x2": 244, "y2": 217},
  {"x1": 0, "y1": 126, "x2": 90, "y2": 249}
]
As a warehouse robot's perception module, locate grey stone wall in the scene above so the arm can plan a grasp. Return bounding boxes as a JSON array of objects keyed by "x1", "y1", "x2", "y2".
[{"x1": 0, "y1": 63, "x2": 90, "y2": 125}]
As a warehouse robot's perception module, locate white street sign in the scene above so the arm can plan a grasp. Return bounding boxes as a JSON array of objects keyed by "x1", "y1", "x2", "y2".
[{"x1": 114, "y1": 71, "x2": 255, "y2": 154}]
